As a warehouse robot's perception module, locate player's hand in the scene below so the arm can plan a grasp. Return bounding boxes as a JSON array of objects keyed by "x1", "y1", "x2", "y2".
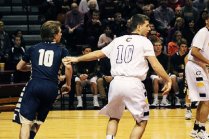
[
  {"x1": 161, "y1": 79, "x2": 172, "y2": 96},
  {"x1": 61, "y1": 84, "x2": 71, "y2": 93},
  {"x1": 62, "y1": 57, "x2": 79, "y2": 64}
]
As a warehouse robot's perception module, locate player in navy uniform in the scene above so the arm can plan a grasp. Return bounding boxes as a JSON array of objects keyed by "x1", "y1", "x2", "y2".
[{"x1": 13, "y1": 21, "x2": 72, "y2": 139}]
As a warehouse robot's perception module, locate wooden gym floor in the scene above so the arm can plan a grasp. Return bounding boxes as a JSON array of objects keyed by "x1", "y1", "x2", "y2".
[{"x1": 0, "y1": 109, "x2": 206, "y2": 139}]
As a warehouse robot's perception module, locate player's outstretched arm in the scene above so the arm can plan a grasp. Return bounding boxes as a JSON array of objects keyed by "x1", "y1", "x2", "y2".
[
  {"x1": 62, "y1": 50, "x2": 106, "y2": 65},
  {"x1": 147, "y1": 56, "x2": 172, "y2": 95}
]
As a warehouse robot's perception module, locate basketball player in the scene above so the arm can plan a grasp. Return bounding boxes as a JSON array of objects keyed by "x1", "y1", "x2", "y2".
[
  {"x1": 63, "y1": 14, "x2": 171, "y2": 139},
  {"x1": 185, "y1": 14, "x2": 209, "y2": 139},
  {"x1": 13, "y1": 21, "x2": 72, "y2": 139}
]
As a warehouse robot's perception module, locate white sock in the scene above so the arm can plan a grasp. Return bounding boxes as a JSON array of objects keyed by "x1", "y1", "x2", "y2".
[
  {"x1": 199, "y1": 122, "x2": 205, "y2": 127},
  {"x1": 106, "y1": 135, "x2": 114, "y2": 139},
  {"x1": 93, "y1": 95, "x2": 98, "y2": 100},
  {"x1": 162, "y1": 95, "x2": 167, "y2": 101},
  {"x1": 77, "y1": 96, "x2": 82, "y2": 101},
  {"x1": 154, "y1": 94, "x2": 158, "y2": 100}
]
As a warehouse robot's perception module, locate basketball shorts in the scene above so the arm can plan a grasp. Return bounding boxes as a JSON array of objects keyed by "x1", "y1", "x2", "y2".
[
  {"x1": 99, "y1": 76, "x2": 149, "y2": 123},
  {"x1": 13, "y1": 79, "x2": 58, "y2": 124},
  {"x1": 185, "y1": 61, "x2": 209, "y2": 101}
]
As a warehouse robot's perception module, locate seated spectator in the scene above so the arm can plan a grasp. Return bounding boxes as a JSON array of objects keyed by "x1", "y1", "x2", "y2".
[
  {"x1": 109, "y1": 12, "x2": 127, "y2": 37},
  {"x1": 74, "y1": 45, "x2": 99, "y2": 109},
  {"x1": 11, "y1": 30, "x2": 26, "y2": 48},
  {"x1": 97, "y1": 25, "x2": 115, "y2": 49},
  {"x1": 7, "y1": 35, "x2": 30, "y2": 83},
  {"x1": 167, "y1": 30, "x2": 183, "y2": 56},
  {"x1": 153, "y1": 0, "x2": 175, "y2": 38},
  {"x1": 0, "y1": 21, "x2": 11, "y2": 63},
  {"x1": 167, "y1": 17, "x2": 185, "y2": 43},
  {"x1": 149, "y1": 37, "x2": 180, "y2": 107},
  {"x1": 97, "y1": 57, "x2": 112, "y2": 106},
  {"x1": 79, "y1": 0, "x2": 99, "y2": 14},
  {"x1": 7, "y1": 35, "x2": 25, "y2": 70},
  {"x1": 64, "y1": 2, "x2": 84, "y2": 51},
  {"x1": 170, "y1": 38, "x2": 188, "y2": 103},
  {"x1": 182, "y1": 19, "x2": 197, "y2": 47},
  {"x1": 84, "y1": 0, "x2": 98, "y2": 24},
  {"x1": 182, "y1": 0, "x2": 199, "y2": 23},
  {"x1": 85, "y1": 10, "x2": 102, "y2": 50}
]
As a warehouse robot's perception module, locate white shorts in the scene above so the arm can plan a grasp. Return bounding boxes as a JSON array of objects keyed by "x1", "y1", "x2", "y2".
[
  {"x1": 99, "y1": 76, "x2": 149, "y2": 123},
  {"x1": 19, "y1": 113, "x2": 43, "y2": 125},
  {"x1": 185, "y1": 61, "x2": 209, "y2": 102},
  {"x1": 75, "y1": 76, "x2": 97, "y2": 86}
]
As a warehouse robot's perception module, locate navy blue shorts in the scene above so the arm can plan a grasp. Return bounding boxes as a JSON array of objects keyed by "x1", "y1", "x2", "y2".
[{"x1": 16, "y1": 79, "x2": 58, "y2": 123}]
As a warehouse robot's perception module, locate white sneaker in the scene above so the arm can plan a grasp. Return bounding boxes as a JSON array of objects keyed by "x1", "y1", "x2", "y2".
[
  {"x1": 185, "y1": 109, "x2": 192, "y2": 120},
  {"x1": 197, "y1": 130, "x2": 209, "y2": 139},
  {"x1": 175, "y1": 97, "x2": 181, "y2": 106},
  {"x1": 93, "y1": 99, "x2": 100, "y2": 107},
  {"x1": 190, "y1": 129, "x2": 197, "y2": 138},
  {"x1": 151, "y1": 99, "x2": 159, "y2": 106},
  {"x1": 77, "y1": 100, "x2": 83, "y2": 108},
  {"x1": 160, "y1": 99, "x2": 171, "y2": 106}
]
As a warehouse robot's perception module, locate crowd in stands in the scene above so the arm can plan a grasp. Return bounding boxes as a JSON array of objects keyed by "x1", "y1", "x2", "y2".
[{"x1": 1, "y1": 0, "x2": 209, "y2": 109}]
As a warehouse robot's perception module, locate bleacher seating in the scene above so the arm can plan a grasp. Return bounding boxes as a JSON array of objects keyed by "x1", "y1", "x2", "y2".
[{"x1": 0, "y1": 83, "x2": 26, "y2": 111}]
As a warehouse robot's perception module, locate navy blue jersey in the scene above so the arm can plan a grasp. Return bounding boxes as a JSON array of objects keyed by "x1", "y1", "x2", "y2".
[{"x1": 22, "y1": 42, "x2": 68, "y2": 83}]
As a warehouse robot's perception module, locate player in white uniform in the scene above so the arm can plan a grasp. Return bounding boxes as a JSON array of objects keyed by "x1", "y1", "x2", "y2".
[
  {"x1": 185, "y1": 15, "x2": 209, "y2": 139},
  {"x1": 63, "y1": 14, "x2": 172, "y2": 139}
]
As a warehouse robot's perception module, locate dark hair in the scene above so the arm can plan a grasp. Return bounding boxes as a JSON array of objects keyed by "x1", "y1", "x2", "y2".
[
  {"x1": 40, "y1": 20, "x2": 61, "y2": 41},
  {"x1": 177, "y1": 38, "x2": 187, "y2": 46},
  {"x1": 129, "y1": 14, "x2": 149, "y2": 32},
  {"x1": 82, "y1": 45, "x2": 92, "y2": 51},
  {"x1": 149, "y1": 35, "x2": 162, "y2": 45}
]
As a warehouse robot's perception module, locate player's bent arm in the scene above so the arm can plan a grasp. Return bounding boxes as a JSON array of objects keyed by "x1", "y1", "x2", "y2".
[
  {"x1": 147, "y1": 56, "x2": 171, "y2": 83},
  {"x1": 191, "y1": 47, "x2": 209, "y2": 65},
  {"x1": 16, "y1": 59, "x2": 31, "y2": 72}
]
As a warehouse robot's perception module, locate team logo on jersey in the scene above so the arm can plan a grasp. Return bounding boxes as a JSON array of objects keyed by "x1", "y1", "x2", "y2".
[{"x1": 126, "y1": 38, "x2": 132, "y2": 42}]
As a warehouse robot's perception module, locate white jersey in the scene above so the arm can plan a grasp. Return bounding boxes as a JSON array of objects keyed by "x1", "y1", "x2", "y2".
[
  {"x1": 102, "y1": 35, "x2": 155, "y2": 80},
  {"x1": 188, "y1": 27, "x2": 209, "y2": 62}
]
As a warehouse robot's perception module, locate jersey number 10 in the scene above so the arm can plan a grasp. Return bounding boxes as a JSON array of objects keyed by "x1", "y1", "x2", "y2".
[
  {"x1": 38, "y1": 49, "x2": 54, "y2": 67},
  {"x1": 116, "y1": 45, "x2": 134, "y2": 63}
]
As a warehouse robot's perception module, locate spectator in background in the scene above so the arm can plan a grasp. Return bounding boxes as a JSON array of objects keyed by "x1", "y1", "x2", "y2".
[
  {"x1": 109, "y1": 12, "x2": 127, "y2": 37},
  {"x1": 11, "y1": 30, "x2": 26, "y2": 48},
  {"x1": 7, "y1": 35, "x2": 30, "y2": 83},
  {"x1": 85, "y1": 10, "x2": 102, "y2": 50},
  {"x1": 84, "y1": 0, "x2": 98, "y2": 24},
  {"x1": 193, "y1": 0, "x2": 208, "y2": 14},
  {"x1": 167, "y1": 17, "x2": 185, "y2": 44},
  {"x1": 170, "y1": 38, "x2": 188, "y2": 105},
  {"x1": 97, "y1": 57, "x2": 112, "y2": 106},
  {"x1": 182, "y1": 0, "x2": 199, "y2": 23},
  {"x1": 196, "y1": 9, "x2": 208, "y2": 30},
  {"x1": 167, "y1": 30, "x2": 183, "y2": 56},
  {"x1": 79, "y1": 0, "x2": 99, "y2": 14},
  {"x1": 153, "y1": 0, "x2": 175, "y2": 38},
  {"x1": 74, "y1": 45, "x2": 99, "y2": 109},
  {"x1": 99, "y1": 0, "x2": 117, "y2": 24},
  {"x1": 182, "y1": 19, "x2": 197, "y2": 47},
  {"x1": 0, "y1": 21, "x2": 11, "y2": 63},
  {"x1": 64, "y1": 2, "x2": 84, "y2": 51},
  {"x1": 97, "y1": 25, "x2": 115, "y2": 49},
  {"x1": 150, "y1": 37, "x2": 180, "y2": 107},
  {"x1": 7, "y1": 36, "x2": 25, "y2": 70}
]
